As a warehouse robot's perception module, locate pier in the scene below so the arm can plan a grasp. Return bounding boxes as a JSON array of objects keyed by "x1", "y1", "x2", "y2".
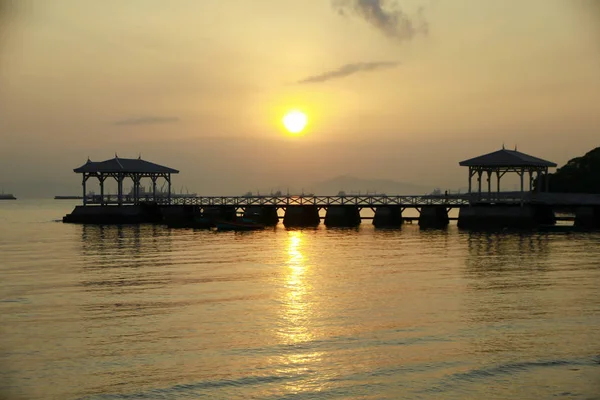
[{"x1": 62, "y1": 149, "x2": 600, "y2": 229}]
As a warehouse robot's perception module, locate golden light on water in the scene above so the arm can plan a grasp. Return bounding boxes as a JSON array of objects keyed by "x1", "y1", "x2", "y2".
[
  {"x1": 279, "y1": 231, "x2": 312, "y2": 344},
  {"x1": 287, "y1": 233, "x2": 304, "y2": 275},
  {"x1": 282, "y1": 110, "x2": 308, "y2": 134},
  {"x1": 277, "y1": 231, "x2": 326, "y2": 396}
]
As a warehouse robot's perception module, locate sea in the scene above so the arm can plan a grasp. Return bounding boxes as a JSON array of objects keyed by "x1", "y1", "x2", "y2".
[{"x1": 1, "y1": 200, "x2": 599, "y2": 400}]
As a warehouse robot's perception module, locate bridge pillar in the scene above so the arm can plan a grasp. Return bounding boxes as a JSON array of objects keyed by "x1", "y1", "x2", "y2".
[
  {"x1": 373, "y1": 206, "x2": 403, "y2": 228},
  {"x1": 418, "y1": 206, "x2": 449, "y2": 228},
  {"x1": 575, "y1": 206, "x2": 600, "y2": 229},
  {"x1": 458, "y1": 205, "x2": 539, "y2": 230},
  {"x1": 203, "y1": 206, "x2": 236, "y2": 222},
  {"x1": 160, "y1": 205, "x2": 198, "y2": 224},
  {"x1": 324, "y1": 206, "x2": 361, "y2": 228},
  {"x1": 533, "y1": 205, "x2": 556, "y2": 226},
  {"x1": 283, "y1": 206, "x2": 320, "y2": 228},
  {"x1": 243, "y1": 206, "x2": 279, "y2": 226}
]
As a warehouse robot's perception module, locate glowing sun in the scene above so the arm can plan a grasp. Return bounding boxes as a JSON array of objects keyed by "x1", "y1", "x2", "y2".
[{"x1": 282, "y1": 110, "x2": 308, "y2": 134}]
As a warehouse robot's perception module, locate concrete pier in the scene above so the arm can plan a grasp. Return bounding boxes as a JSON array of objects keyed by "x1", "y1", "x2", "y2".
[
  {"x1": 457, "y1": 205, "x2": 556, "y2": 229},
  {"x1": 283, "y1": 206, "x2": 320, "y2": 228},
  {"x1": 533, "y1": 205, "x2": 556, "y2": 226},
  {"x1": 373, "y1": 206, "x2": 403, "y2": 228},
  {"x1": 575, "y1": 206, "x2": 600, "y2": 229},
  {"x1": 324, "y1": 206, "x2": 361, "y2": 228},
  {"x1": 161, "y1": 205, "x2": 199, "y2": 222},
  {"x1": 203, "y1": 206, "x2": 236, "y2": 222},
  {"x1": 243, "y1": 206, "x2": 279, "y2": 226},
  {"x1": 160, "y1": 205, "x2": 212, "y2": 228},
  {"x1": 418, "y1": 206, "x2": 449, "y2": 228},
  {"x1": 61, "y1": 191, "x2": 600, "y2": 230},
  {"x1": 63, "y1": 204, "x2": 163, "y2": 224}
]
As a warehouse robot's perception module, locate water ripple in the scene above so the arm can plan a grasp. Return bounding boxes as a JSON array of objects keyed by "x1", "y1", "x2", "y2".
[{"x1": 2, "y1": 202, "x2": 600, "y2": 400}]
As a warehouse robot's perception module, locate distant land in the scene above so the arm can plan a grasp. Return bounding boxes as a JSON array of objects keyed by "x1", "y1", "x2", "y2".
[
  {"x1": 248, "y1": 176, "x2": 436, "y2": 196},
  {"x1": 307, "y1": 175, "x2": 434, "y2": 195}
]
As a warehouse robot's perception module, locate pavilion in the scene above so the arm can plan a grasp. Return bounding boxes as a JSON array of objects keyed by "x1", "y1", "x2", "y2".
[
  {"x1": 459, "y1": 147, "x2": 557, "y2": 195},
  {"x1": 74, "y1": 156, "x2": 179, "y2": 205}
]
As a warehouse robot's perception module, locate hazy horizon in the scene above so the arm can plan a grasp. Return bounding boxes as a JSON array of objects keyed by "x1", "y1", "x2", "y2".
[{"x1": 1, "y1": 0, "x2": 599, "y2": 197}]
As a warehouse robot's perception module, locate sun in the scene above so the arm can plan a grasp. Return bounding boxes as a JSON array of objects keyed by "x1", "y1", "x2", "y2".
[{"x1": 282, "y1": 110, "x2": 308, "y2": 134}]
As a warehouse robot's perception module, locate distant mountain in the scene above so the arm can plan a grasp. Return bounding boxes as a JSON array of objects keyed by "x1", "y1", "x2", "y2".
[{"x1": 305, "y1": 175, "x2": 433, "y2": 196}]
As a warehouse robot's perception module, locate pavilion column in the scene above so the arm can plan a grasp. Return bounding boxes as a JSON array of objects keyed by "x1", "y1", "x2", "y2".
[
  {"x1": 487, "y1": 170, "x2": 492, "y2": 196},
  {"x1": 536, "y1": 170, "x2": 542, "y2": 193},
  {"x1": 496, "y1": 171, "x2": 501, "y2": 193},
  {"x1": 544, "y1": 168, "x2": 549, "y2": 192},
  {"x1": 167, "y1": 174, "x2": 172, "y2": 203},
  {"x1": 99, "y1": 174, "x2": 105, "y2": 206},
  {"x1": 133, "y1": 174, "x2": 140, "y2": 204},
  {"x1": 477, "y1": 170, "x2": 482, "y2": 197},
  {"x1": 468, "y1": 167, "x2": 472, "y2": 193},
  {"x1": 152, "y1": 175, "x2": 157, "y2": 201},
  {"x1": 82, "y1": 173, "x2": 88, "y2": 206},
  {"x1": 117, "y1": 173, "x2": 123, "y2": 206},
  {"x1": 520, "y1": 168, "x2": 524, "y2": 193},
  {"x1": 528, "y1": 170, "x2": 533, "y2": 192},
  {"x1": 132, "y1": 175, "x2": 136, "y2": 203}
]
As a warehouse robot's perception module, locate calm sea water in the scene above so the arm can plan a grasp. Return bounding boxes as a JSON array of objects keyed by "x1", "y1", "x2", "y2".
[{"x1": 1, "y1": 200, "x2": 599, "y2": 400}]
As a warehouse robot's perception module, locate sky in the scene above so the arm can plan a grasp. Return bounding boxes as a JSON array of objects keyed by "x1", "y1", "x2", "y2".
[{"x1": 0, "y1": 0, "x2": 599, "y2": 196}]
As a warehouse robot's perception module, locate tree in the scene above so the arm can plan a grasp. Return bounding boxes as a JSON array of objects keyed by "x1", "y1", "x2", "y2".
[{"x1": 548, "y1": 147, "x2": 600, "y2": 193}]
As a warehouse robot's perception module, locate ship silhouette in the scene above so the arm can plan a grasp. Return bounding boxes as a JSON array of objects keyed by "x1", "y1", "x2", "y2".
[{"x1": 0, "y1": 190, "x2": 16, "y2": 200}]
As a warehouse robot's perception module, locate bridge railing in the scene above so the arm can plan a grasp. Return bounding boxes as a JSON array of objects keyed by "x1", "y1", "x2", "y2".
[
  {"x1": 162, "y1": 194, "x2": 527, "y2": 206},
  {"x1": 467, "y1": 192, "x2": 531, "y2": 204},
  {"x1": 76, "y1": 191, "x2": 600, "y2": 207},
  {"x1": 84, "y1": 193, "x2": 535, "y2": 206},
  {"x1": 162, "y1": 195, "x2": 467, "y2": 207}
]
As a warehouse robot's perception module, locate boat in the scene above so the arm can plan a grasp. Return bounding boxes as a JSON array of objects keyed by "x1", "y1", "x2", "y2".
[
  {"x1": 0, "y1": 192, "x2": 16, "y2": 200},
  {"x1": 54, "y1": 195, "x2": 83, "y2": 200},
  {"x1": 215, "y1": 218, "x2": 265, "y2": 231}
]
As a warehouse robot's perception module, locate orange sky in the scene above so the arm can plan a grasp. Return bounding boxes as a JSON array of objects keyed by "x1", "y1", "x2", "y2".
[{"x1": 0, "y1": 0, "x2": 599, "y2": 196}]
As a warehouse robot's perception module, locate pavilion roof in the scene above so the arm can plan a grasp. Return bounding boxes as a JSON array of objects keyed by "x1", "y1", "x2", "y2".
[
  {"x1": 74, "y1": 157, "x2": 179, "y2": 174},
  {"x1": 459, "y1": 149, "x2": 557, "y2": 168}
]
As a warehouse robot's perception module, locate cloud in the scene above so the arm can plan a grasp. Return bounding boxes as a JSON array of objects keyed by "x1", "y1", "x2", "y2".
[
  {"x1": 298, "y1": 61, "x2": 400, "y2": 84},
  {"x1": 112, "y1": 116, "x2": 180, "y2": 126},
  {"x1": 333, "y1": 0, "x2": 428, "y2": 42}
]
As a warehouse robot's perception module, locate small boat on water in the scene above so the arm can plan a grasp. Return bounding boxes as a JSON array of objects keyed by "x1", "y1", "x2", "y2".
[
  {"x1": 215, "y1": 218, "x2": 265, "y2": 231},
  {"x1": 0, "y1": 193, "x2": 16, "y2": 200}
]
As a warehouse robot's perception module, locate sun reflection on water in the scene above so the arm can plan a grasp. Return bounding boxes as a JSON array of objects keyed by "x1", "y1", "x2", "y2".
[
  {"x1": 275, "y1": 231, "x2": 328, "y2": 395},
  {"x1": 280, "y1": 231, "x2": 313, "y2": 345}
]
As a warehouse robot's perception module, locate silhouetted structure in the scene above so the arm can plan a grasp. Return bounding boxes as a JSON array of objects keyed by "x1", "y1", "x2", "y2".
[
  {"x1": 74, "y1": 156, "x2": 179, "y2": 206},
  {"x1": 459, "y1": 147, "x2": 557, "y2": 195},
  {"x1": 458, "y1": 148, "x2": 560, "y2": 229},
  {"x1": 63, "y1": 149, "x2": 600, "y2": 229}
]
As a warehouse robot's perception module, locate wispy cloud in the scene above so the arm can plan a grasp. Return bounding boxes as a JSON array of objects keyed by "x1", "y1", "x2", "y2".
[
  {"x1": 333, "y1": 0, "x2": 428, "y2": 42},
  {"x1": 112, "y1": 116, "x2": 180, "y2": 126},
  {"x1": 298, "y1": 61, "x2": 400, "y2": 84}
]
